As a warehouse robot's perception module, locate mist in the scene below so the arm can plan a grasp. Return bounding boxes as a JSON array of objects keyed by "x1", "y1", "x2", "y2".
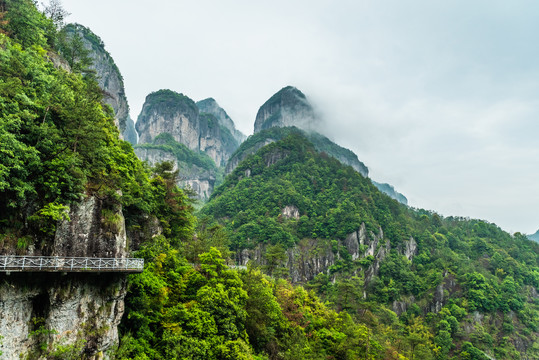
[{"x1": 59, "y1": 0, "x2": 539, "y2": 234}]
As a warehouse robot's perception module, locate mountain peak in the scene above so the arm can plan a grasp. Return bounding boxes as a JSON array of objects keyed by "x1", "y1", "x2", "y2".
[
  {"x1": 254, "y1": 85, "x2": 318, "y2": 133},
  {"x1": 196, "y1": 98, "x2": 246, "y2": 144}
]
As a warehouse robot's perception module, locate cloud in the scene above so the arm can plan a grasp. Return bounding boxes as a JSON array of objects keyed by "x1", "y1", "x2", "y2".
[{"x1": 61, "y1": 0, "x2": 539, "y2": 233}]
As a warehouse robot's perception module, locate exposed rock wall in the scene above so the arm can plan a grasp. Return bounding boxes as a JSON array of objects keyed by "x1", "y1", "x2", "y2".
[
  {"x1": 254, "y1": 86, "x2": 318, "y2": 133},
  {"x1": 63, "y1": 24, "x2": 131, "y2": 139},
  {"x1": 53, "y1": 196, "x2": 127, "y2": 258},
  {"x1": 134, "y1": 147, "x2": 217, "y2": 200},
  {"x1": 0, "y1": 195, "x2": 130, "y2": 359},
  {"x1": 0, "y1": 273, "x2": 125, "y2": 360},
  {"x1": 135, "y1": 90, "x2": 243, "y2": 199},
  {"x1": 236, "y1": 223, "x2": 390, "y2": 283},
  {"x1": 196, "y1": 98, "x2": 246, "y2": 144}
]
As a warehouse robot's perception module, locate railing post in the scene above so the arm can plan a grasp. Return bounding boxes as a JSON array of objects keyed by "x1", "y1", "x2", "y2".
[
  {"x1": 22, "y1": 256, "x2": 25, "y2": 270},
  {"x1": 85, "y1": 258, "x2": 88, "y2": 270},
  {"x1": 39, "y1": 257, "x2": 43, "y2": 270}
]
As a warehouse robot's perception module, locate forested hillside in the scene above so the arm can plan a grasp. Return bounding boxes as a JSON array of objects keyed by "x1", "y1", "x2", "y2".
[
  {"x1": 1, "y1": 1, "x2": 538, "y2": 359},
  {"x1": 201, "y1": 132, "x2": 539, "y2": 359}
]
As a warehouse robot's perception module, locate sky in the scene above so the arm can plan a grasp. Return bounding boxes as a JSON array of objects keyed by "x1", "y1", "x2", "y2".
[{"x1": 58, "y1": 0, "x2": 539, "y2": 234}]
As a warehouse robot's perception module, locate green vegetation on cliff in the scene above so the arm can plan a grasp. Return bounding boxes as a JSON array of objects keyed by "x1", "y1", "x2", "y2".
[
  {"x1": 202, "y1": 132, "x2": 539, "y2": 359},
  {"x1": 0, "y1": 0, "x2": 190, "y2": 253},
  {"x1": 139, "y1": 89, "x2": 198, "y2": 118},
  {"x1": 135, "y1": 133, "x2": 218, "y2": 174},
  {"x1": 2, "y1": 2, "x2": 538, "y2": 359},
  {"x1": 229, "y1": 126, "x2": 367, "y2": 176}
]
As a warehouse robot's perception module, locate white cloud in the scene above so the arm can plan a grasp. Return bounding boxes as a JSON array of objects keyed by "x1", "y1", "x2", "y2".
[{"x1": 60, "y1": 0, "x2": 539, "y2": 233}]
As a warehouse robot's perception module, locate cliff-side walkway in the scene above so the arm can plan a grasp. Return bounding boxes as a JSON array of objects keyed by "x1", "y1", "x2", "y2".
[{"x1": 0, "y1": 255, "x2": 144, "y2": 273}]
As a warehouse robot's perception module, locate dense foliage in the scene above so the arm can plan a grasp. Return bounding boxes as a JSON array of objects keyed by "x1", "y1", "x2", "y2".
[
  {"x1": 139, "y1": 89, "x2": 199, "y2": 118},
  {"x1": 118, "y1": 243, "x2": 407, "y2": 360},
  {"x1": 229, "y1": 127, "x2": 367, "y2": 176},
  {"x1": 202, "y1": 133, "x2": 539, "y2": 359},
  {"x1": 0, "y1": 0, "x2": 185, "y2": 253},
  {"x1": 135, "y1": 133, "x2": 219, "y2": 174},
  {"x1": 2, "y1": 2, "x2": 538, "y2": 359}
]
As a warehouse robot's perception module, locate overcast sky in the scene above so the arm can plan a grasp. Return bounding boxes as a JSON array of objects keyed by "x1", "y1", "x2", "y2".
[{"x1": 59, "y1": 0, "x2": 539, "y2": 234}]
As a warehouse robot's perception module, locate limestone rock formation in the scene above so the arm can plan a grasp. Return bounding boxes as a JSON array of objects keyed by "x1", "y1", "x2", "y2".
[
  {"x1": 53, "y1": 196, "x2": 127, "y2": 258},
  {"x1": 254, "y1": 86, "x2": 318, "y2": 133},
  {"x1": 0, "y1": 273, "x2": 126, "y2": 360},
  {"x1": 236, "y1": 223, "x2": 390, "y2": 284},
  {"x1": 62, "y1": 24, "x2": 135, "y2": 143},
  {"x1": 134, "y1": 145, "x2": 217, "y2": 201},
  {"x1": 196, "y1": 98, "x2": 246, "y2": 144},
  {"x1": 136, "y1": 90, "x2": 240, "y2": 165},
  {"x1": 135, "y1": 90, "x2": 243, "y2": 199},
  {"x1": 0, "y1": 195, "x2": 131, "y2": 359}
]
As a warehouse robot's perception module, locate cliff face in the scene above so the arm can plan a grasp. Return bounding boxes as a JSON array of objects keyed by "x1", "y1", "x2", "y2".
[
  {"x1": 136, "y1": 90, "x2": 200, "y2": 148},
  {"x1": 135, "y1": 90, "x2": 242, "y2": 199},
  {"x1": 0, "y1": 196, "x2": 129, "y2": 359},
  {"x1": 226, "y1": 126, "x2": 369, "y2": 177},
  {"x1": 236, "y1": 223, "x2": 415, "y2": 284},
  {"x1": 372, "y1": 181, "x2": 408, "y2": 205},
  {"x1": 254, "y1": 86, "x2": 318, "y2": 133},
  {"x1": 197, "y1": 98, "x2": 246, "y2": 144},
  {"x1": 63, "y1": 24, "x2": 135, "y2": 144},
  {"x1": 134, "y1": 146, "x2": 217, "y2": 200}
]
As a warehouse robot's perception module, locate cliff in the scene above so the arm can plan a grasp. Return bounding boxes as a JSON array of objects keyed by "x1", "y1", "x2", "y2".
[
  {"x1": 136, "y1": 90, "x2": 239, "y2": 166},
  {"x1": 134, "y1": 133, "x2": 220, "y2": 200},
  {"x1": 0, "y1": 196, "x2": 129, "y2": 359},
  {"x1": 226, "y1": 127, "x2": 369, "y2": 177},
  {"x1": 61, "y1": 23, "x2": 135, "y2": 144},
  {"x1": 135, "y1": 90, "x2": 243, "y2": 199},
  {"x1": 196, "y1": 98, "x2": 247, "y2": 144},
  {"x1": 372, "y1": 181, "x2": 408, "y2": 205},
  {"x1": 253, "y1": 86, "x2": 319, "y2": 133}
]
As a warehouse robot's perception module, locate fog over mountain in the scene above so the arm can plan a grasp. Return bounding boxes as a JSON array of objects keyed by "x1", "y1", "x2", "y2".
[{"x1": 59, "y1": 0, "x2": 539, "y2": 234}]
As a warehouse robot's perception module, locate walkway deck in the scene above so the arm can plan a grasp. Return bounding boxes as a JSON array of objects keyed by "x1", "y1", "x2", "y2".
[{"x1": 0, "y1": 255, "x2": 144, "y2": 273}]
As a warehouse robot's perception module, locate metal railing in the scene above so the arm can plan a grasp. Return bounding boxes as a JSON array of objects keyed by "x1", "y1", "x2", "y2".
[{"x1": 0, "y1": 256, "x2": 144, "y2": 273}]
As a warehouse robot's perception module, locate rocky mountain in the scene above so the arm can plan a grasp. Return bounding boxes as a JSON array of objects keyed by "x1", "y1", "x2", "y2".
[
  {"x1": 134, "y1": 133, "x2": 220, "y2": 200},
  {"x1": 237, "y1": 86, "x2": 407, "y2": 204},
  {"x1": 372, "y1": 181, "x2": 408, "y2": 205},
  {"x1": 196, "y1": 98, "x2": 246, "y2": 144},
  {"x1": 201, "y1": 132, "x2": 539, "y2": 359},
  {"x1": 528, "y1": 229, "x2": 539, "y2": 242},
  {"x1": 226, "y1": 126, "x2": 369, "y2": 177},
  {"x1": 135, "y1": 90, "x2": 241, "y2": 199},
  {"x1": 61, "y1": 23, "x2": 137, "y2": 144},
  {"x1": 254, "y1": 86, "x2": 319, "y2": 133}
]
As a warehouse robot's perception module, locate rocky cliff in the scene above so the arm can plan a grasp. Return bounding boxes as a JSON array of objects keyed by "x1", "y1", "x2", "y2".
[
  {"x1": 528, "y1": 229, "x2": 539, "y2": 243},
  {"x1": 372, "y1": 181, "x2": 408, "y2": 205},
  {"x1": 135, "y1": 90, "x2": 242, "y2": 199},
  {"x1": 62, "y1": 24, "x2": 136, "y2": 144},
  {"x1": 0, "y1": 195, "x2": 130, "y2": 359},
  {"x1": 235, "y1": 223, "x2": 416, "y2": 284},
  {"x1": 134, "y1": 134, "x2": 219, "y2": 201},
  {"x1": 196, "y1": 98, "x2": 246, "y2": 144},
  {"x1": 254, "y1": 86, "x2": 319, "y2": 133}
]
